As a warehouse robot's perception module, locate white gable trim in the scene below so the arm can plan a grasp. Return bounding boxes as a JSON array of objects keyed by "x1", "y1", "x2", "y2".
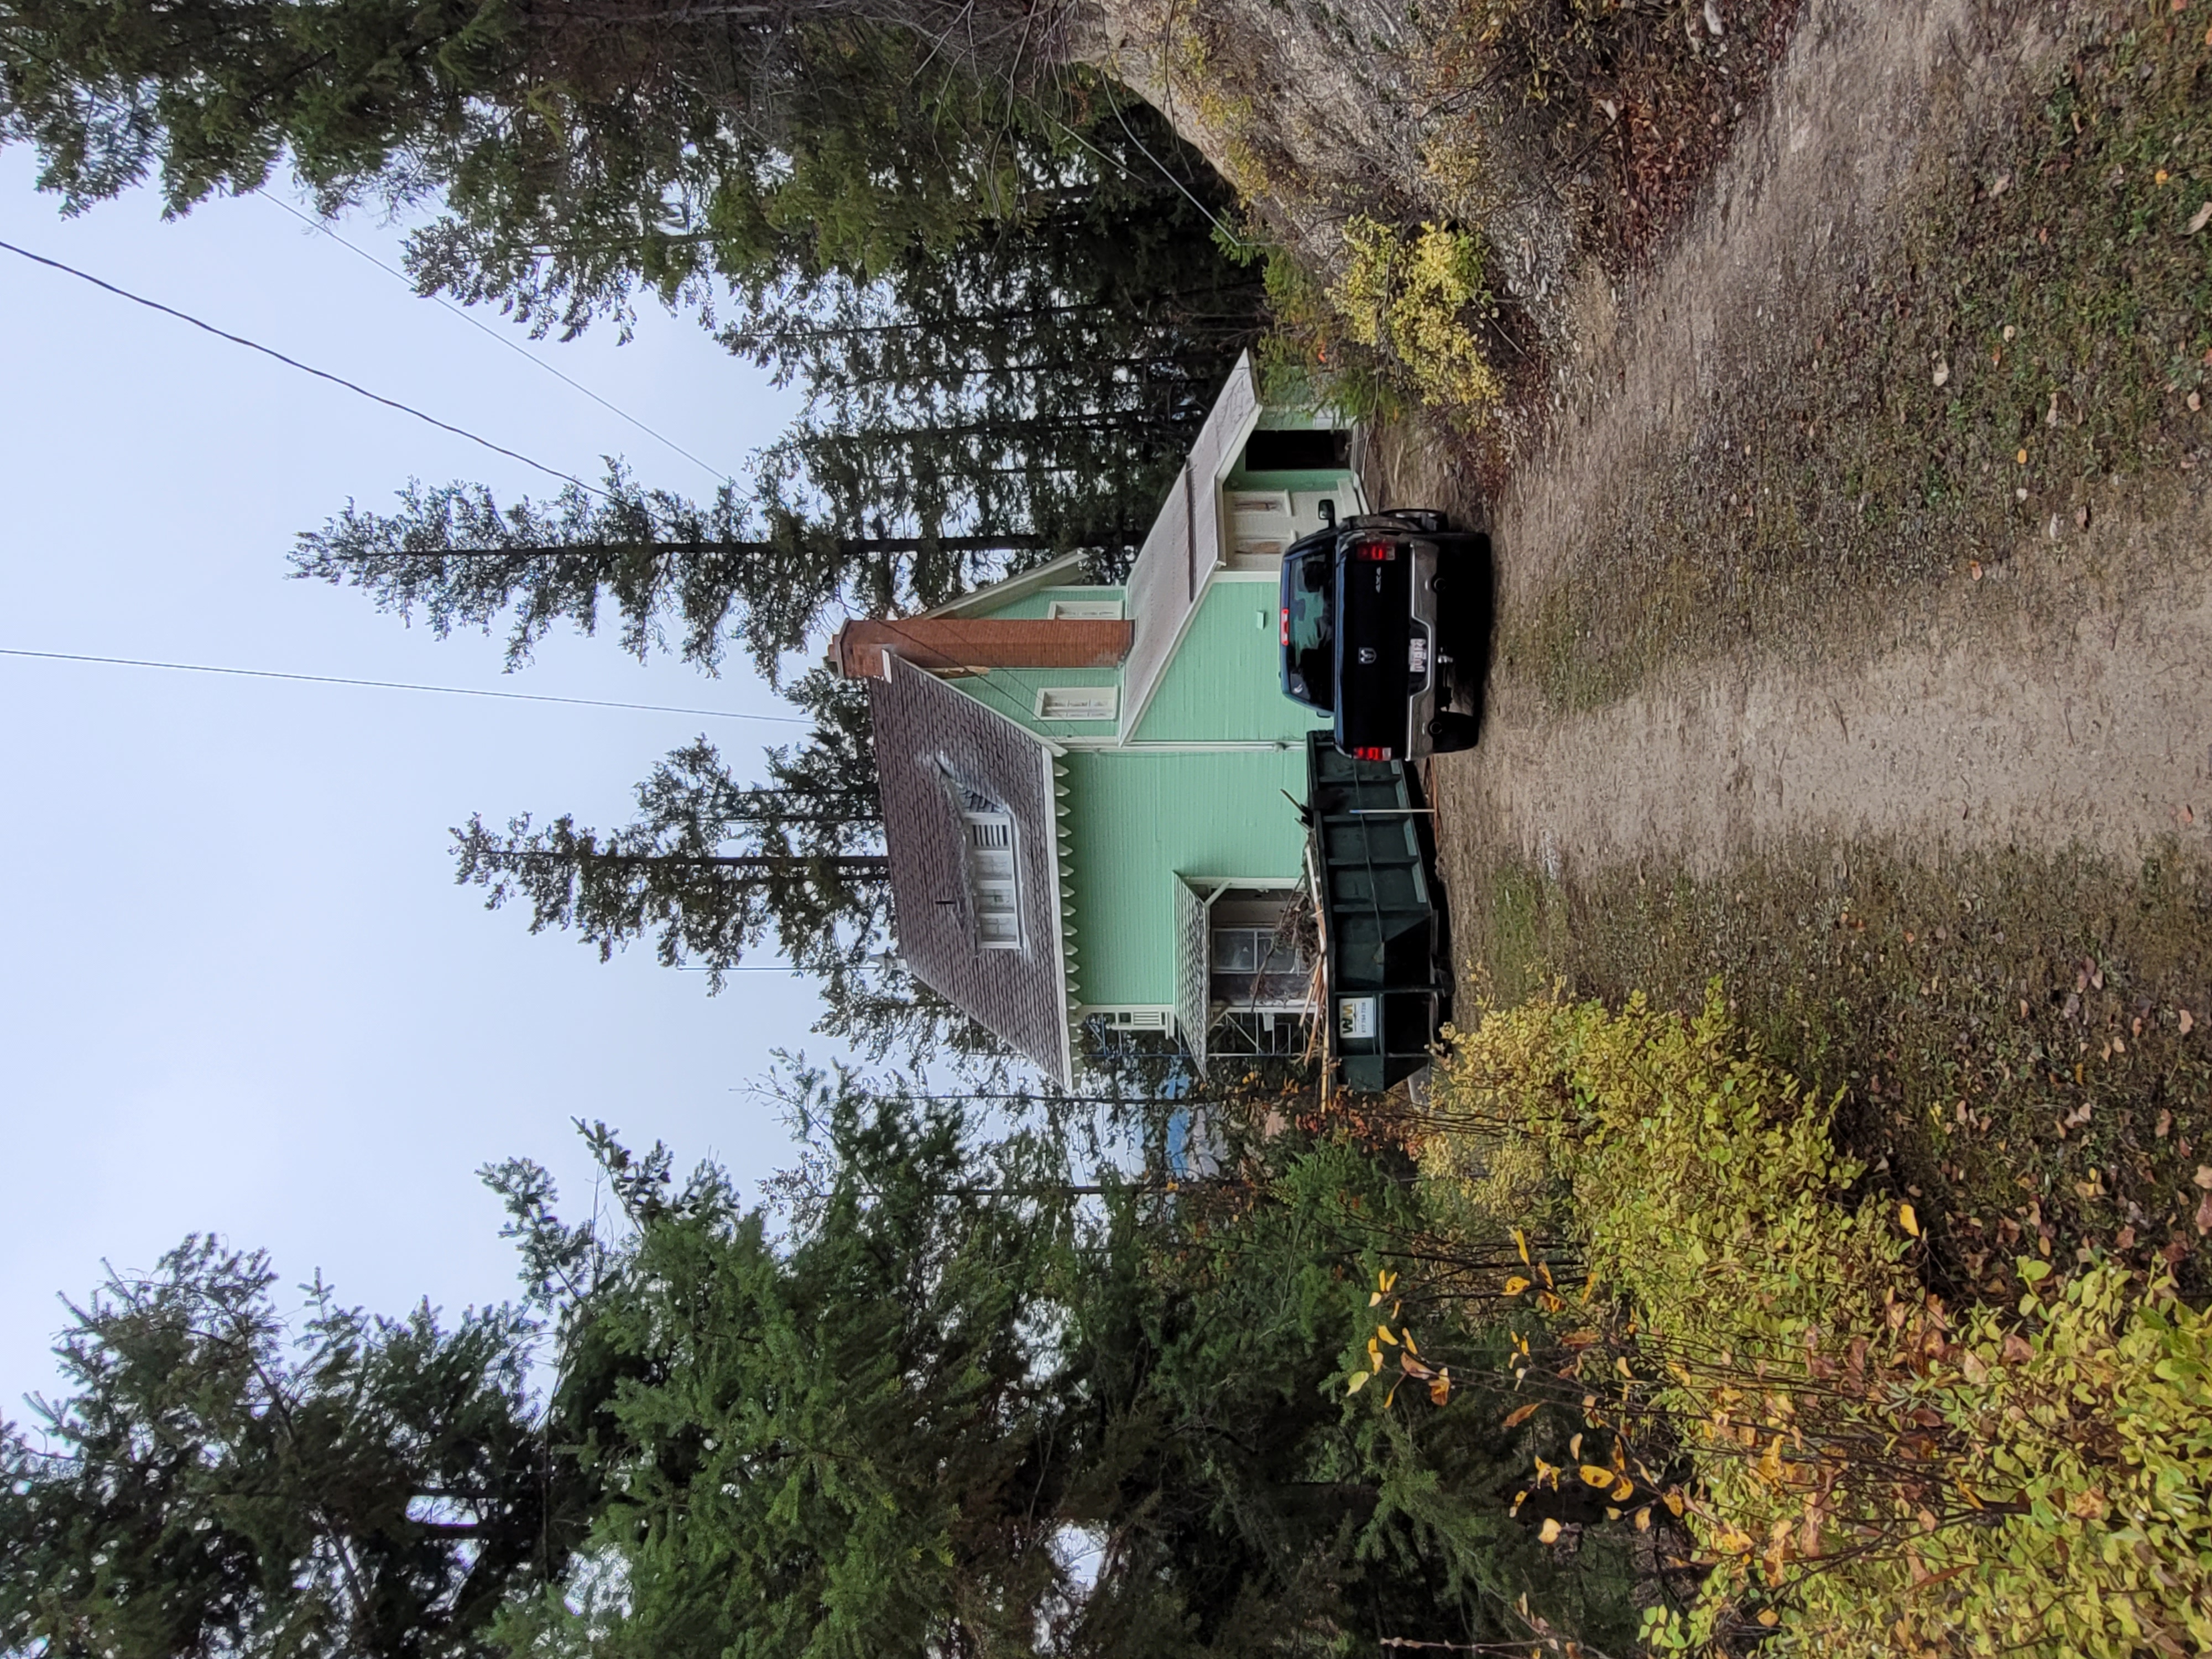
[{"x1": 1117, "y1": 353, "x2": 1265, "y2": 744}]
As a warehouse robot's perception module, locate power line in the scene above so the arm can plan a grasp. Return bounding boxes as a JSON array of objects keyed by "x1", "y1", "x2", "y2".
[
  {"x1": 0, "y1": 236, "x2": 606, "y2": 497},
  {"x1": 257, "y1": 193, "x2": 731, "y2": 488},
  {"x1": 0, "y1": 646, "x2": 810, "y2": 724}
]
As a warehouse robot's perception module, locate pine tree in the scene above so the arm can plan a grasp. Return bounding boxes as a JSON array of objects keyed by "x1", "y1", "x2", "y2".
[
  {"x1": 494, "y1": 1090, "x2": 1089, "y2": 1659},
  {"x1": 1, "y1": 0, "x2": 1050, "y2": 314},
  {"x1": 738, "y1": 105, "x2": 1264, "y2": 578},
  {"x1": 0, "y1": 1238, "x2": 599, "y2": 1659},
  {"x1": 1055, "y1": 1132, "x2": 1640, "y2": 1656},
  {"x1": 448, "y1": 680, "x2": 990, "y2": 1062},
  {"x1": 451, "y1": 735, "x2": 888, "y2": 990},
  {"x1": 291, "y1": 465, "x2": 1057, "y2": 679}
]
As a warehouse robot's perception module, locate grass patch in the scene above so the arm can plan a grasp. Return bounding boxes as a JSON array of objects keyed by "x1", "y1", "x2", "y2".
[
  {"x1": 1448, "y1": 836, "x2": 2212, "y2": 1302},
  {"x1": 1497, "y1": 6, "x2": 2212, "y2": 713}
]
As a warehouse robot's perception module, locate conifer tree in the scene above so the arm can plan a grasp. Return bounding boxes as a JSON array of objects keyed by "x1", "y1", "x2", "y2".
[
  {"x1": 498, "y1": 1091, "x2": 1089, "y2": 1659},
  {"x1": 292, "y1": 465, "x2": 1055, "y2": 678},
  {"x1": 0, "y1": 1238, "x2": 602, "y2": 1659},
  {"x1": 452, "y1": 730, "x2": 888, "y2": 992},
  {"x1": 0, "y1": 0, "x2": 1056, "y2": 330}
]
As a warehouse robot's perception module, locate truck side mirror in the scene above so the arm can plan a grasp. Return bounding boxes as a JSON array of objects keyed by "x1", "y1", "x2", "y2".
[{"x1": 1318, "y1": 498, "x2": 1335, "y2": 528}]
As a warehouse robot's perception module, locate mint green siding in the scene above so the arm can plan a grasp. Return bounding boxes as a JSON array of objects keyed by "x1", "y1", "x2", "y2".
[
  {"x1": 945, "y1": 667, "x2": 1123, "y2": 739},
  {"x1": 1129, "y1": 581, "x2": 1329, "y2": 744},
  {"x1": 938, "y1": 586, "x2": 1129, "y2": 739},
  {"x1": 1220, "y1": 466, "x2": 1359, "y2": 496},
  {"x1": 1060, "y1": 747, "x2": 1309, "y2": 1006}
]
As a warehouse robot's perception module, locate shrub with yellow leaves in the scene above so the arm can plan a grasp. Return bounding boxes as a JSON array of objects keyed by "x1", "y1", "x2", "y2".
[
  {"x1": 1326, "y1": 217, "x2": 1504, "y2": 416},
  {"x1": 1412, "y1": 986, "x2": 2212, "y2": 1657}
]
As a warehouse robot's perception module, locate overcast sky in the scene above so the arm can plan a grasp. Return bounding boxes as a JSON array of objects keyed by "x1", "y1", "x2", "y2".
[{"x1": 0, "y1": 150, "x2": 827, "y2": 1414}]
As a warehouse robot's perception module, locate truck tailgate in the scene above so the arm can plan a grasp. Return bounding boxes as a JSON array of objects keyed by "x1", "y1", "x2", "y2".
[{"x1": 1334, "y1": 545, "x2": 1414, "y2": 755}]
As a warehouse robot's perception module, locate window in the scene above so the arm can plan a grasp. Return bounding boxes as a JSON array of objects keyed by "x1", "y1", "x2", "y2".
[
  {"x1": 1047, "y1": 598, "x2": 1124, "y2": 620},
  {"x1": 1034, "y1": 685, "x2": 1118, "y2": 723},
  {"x1": 1096, "y1": 1008, "x2": 1173, "y2": 1031},
  {"x1": 1211, "y1": 928, "x2": 1302, "y2": 978},
  {"x1": 963, "y1": 811, "x2": 1021, "y2": 949}
]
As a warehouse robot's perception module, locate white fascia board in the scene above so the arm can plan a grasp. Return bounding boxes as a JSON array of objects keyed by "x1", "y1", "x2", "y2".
[
  {"x1": 1116, "y1": 356, "x2": 1267, "y2": 743},
  {"x1": 914, "y1": 549, "x2": 1095, "y2": 620},
  {"x1": 1040, "y1": 742, "x2": 1076, "y2": 1091}
]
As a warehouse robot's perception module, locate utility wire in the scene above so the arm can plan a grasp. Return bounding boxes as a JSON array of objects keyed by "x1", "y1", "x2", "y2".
[
  {"x1": 0, "y1": 236, "x2": 606, "y2": 497},
  {"x1": 257, "y1": 193, "x2": 731, "y2": 488},
  {"x1": 0, "y1": 646, "x2": 810, "y2": 724}
]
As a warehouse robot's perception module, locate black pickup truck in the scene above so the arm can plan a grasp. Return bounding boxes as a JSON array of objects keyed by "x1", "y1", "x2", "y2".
[{"x1": 1278, "y1": 509, "x2": 1485, "y2": 760}]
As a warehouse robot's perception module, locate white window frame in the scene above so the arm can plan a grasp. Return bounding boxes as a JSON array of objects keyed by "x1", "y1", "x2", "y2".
[
  {"x1": 1033, "y1": 685, "x2": 1119, "y2": 723},
  {"x1": 1047, "y1": 598, "x2": 1124, "y2": 620},
  {"x1": 962, "y1": 810, "x2": 1022, "y2": 950},
  {"x1": 1087, "y1": 1006, "x2": 1176, "y2": 1034}
]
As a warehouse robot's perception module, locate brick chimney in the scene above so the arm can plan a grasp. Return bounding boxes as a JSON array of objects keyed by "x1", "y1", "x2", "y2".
[{"x1": 830, "y1": 616, "x2": 1133, "y2": 680}]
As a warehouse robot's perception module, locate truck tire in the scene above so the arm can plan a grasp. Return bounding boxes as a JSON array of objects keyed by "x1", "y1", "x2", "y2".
[{"x1": 1427, "y1": 712, "x2": 1479, "y2": 753}]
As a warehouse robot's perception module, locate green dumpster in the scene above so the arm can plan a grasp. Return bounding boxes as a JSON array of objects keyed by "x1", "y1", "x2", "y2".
[{"x1": 1304, "y1": 733, "x2": 1450, "y2": 1092}]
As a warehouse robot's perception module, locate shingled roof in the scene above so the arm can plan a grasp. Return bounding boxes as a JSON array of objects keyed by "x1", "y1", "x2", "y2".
[{"x1": 868, "y1": 654, "x2": 1072, "y2": 1086}]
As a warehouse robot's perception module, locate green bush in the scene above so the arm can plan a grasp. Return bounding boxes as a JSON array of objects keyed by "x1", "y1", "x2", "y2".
[
  {"x1": 1413, "y1": 988, "x2": 2212, "y2": 1656},
  {"x1": 1327, "y1": 217, "x2": 1503, "y2": 415}
]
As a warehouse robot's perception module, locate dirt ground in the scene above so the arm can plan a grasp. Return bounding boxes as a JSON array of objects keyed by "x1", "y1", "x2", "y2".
[
  {"x1": 1394, "y1": 0, "x2": 2212, "y2": 877},
  {"x1": 1369, "y1": 0, "x2": 2212, "y2": 1290}
]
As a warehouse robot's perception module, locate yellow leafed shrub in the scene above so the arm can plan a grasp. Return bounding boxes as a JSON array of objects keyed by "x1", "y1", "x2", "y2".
[
  {"x1": 1418, "y1": 988, "x2": 2212, "y2": 1656},
  {"x1": 1327, "y1": 217, "x2": 1503, "y2": 415}
]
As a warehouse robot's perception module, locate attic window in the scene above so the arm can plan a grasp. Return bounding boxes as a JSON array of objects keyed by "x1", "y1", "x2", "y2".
[
  {"x1": 1034, "y1": 686, "x2": 1118, "y2": 723},
  {"x1": 1047, "y1": 598, "x2": 1124, "y2": 620},
  {"x1": 962, "y1": 811, "x2": 1022, "y2": 949}
]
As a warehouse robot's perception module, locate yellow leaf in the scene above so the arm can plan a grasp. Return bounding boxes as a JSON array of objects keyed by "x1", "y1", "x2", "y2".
[
  {"x1": 1663, "y1": 1489, "x2": 1686, "y2": 1517},
  {"x1": 1635, "y1": 1506, "x2": 1652, "y2": 1532},
  {"x1": 1568, "y1": 1433, "x2": 1583, "y2": 1459},
  {"x1": 1757, "y1": 1610, "x2": 1779, "y2": 1628},
  {"x1": 1611, "y1": 1474, "x2": 1634, "y2": 1501},
  {"x1": 1537, "y1": 1261, "x2": 1554, "y2": 1289},
  {"x1": 1538, "y1": 1518, "x2": 1563, "y2": 1545},
  {"x1": 1430, "y1": 1372, "x2": 1451, "y2": 1406},
  {"x1": 1512, "y1": 1227, "x2": 1530, "y2": 1265},
  {"x1": 1537, "y1": 1291, "x2": 1566, "y2": 1313},
  {"x1": 1383, "y1": 1381, "x2": 1400, "y2": 1410},
  {"x1": 1379, "y1": 1269, "x2": 1397, "y2": 1293},
  {"x1": 1759, "y1": 1434, "x2": 1785, "y2": 1485},
  {"x1": 1376, "y1": 1325, "x2": 1397, "y2": 1346},
  {"x1": 1503, "y1": 1276, "x2": 1531, "y2": 1297},
  {"x1": 1899, "y1": 1202, "x2": 1921, "y2": 1238},
  {"x1": 1347, "y1": 1370, "x2": 1370, "y2": 1394},
  {"x1": 1402, "y1": 1329, "x2": 1418, "y2": 1356},
  {"x1": 1369, "y1": 1291, "x2": 1382, "y2": 1307},
  {"x1": 1579, "y1": 1464, "x2": 1615, "y2": 1488},
  {"x1": 1503, "y1": 1402, "x2": 1540, "y2": 1429},
  {"x1": 1533, "y1": 1457, "x2": 1559, "y2": 1489}
]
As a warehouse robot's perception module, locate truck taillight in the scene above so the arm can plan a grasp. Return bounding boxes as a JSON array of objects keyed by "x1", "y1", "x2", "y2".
[
  {"x1": 1354, "y1": 745, "x2": 1393, "y2": 761},
  {"x1": 1352, "y1": 539, "x2": 1396, "y2": 562},
  {"x1": 1280, "y1": 606, "x2": 1290, "y2": 646}
]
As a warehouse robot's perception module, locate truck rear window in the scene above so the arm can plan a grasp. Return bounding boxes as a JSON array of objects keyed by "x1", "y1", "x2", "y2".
[{"x1": 1280, "y1": 551, "x2": 1334, "y2": 712}]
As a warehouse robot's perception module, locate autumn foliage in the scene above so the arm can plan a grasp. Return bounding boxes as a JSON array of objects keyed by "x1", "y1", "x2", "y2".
[{"x1": 1379, "y1": 987, "x2": 2212, "y2": 1655}]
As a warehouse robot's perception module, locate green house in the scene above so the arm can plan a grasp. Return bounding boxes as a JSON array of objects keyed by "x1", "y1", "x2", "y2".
[{"x1": 832, "y1": 356, "x2": 1366, "y2": 1086}]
